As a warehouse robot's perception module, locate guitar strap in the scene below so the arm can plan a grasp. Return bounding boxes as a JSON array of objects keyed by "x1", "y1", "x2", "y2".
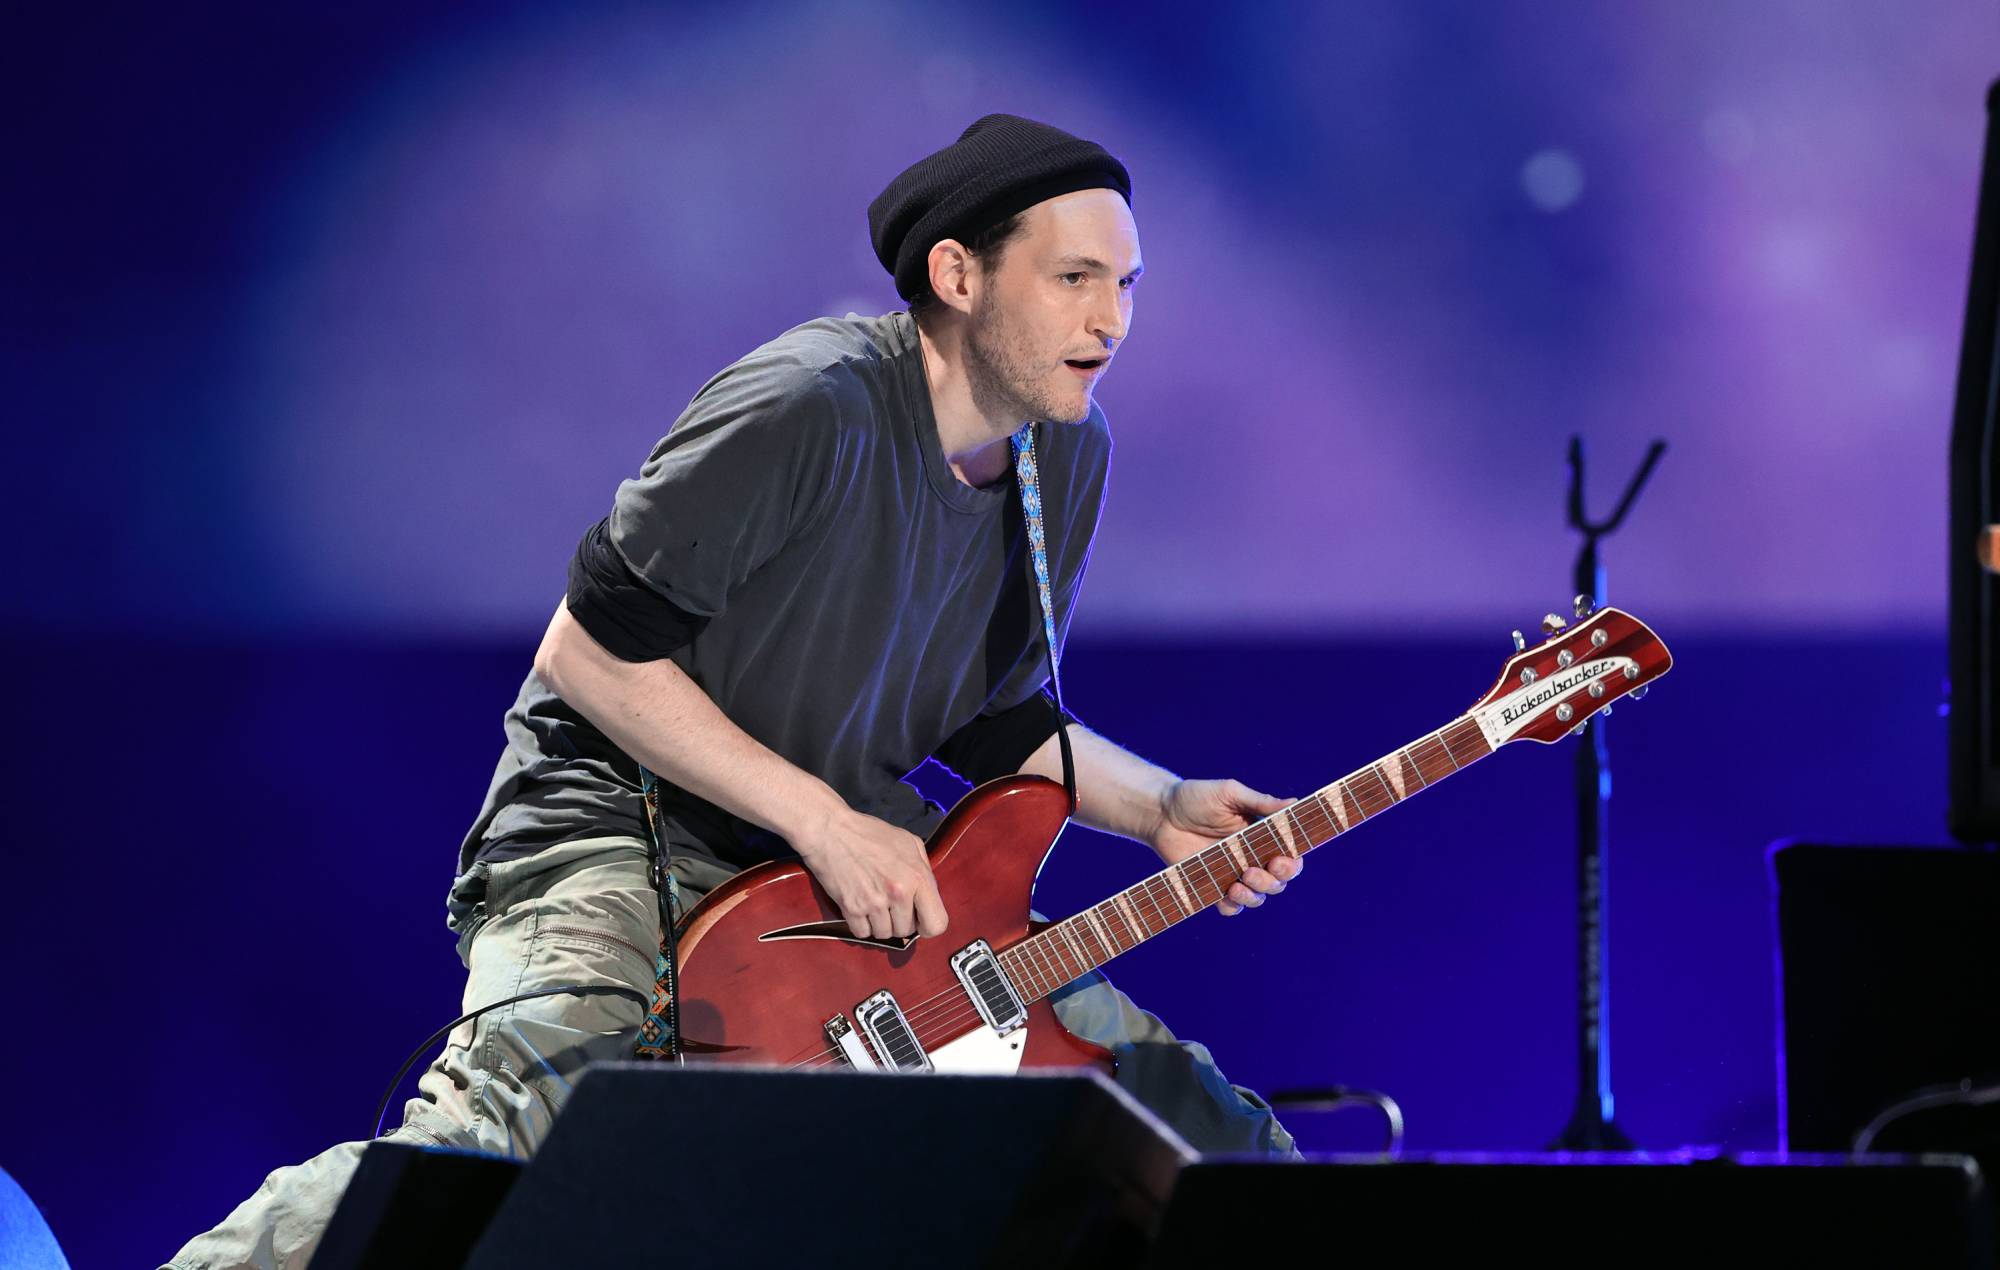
[
  {"x1": 632, "y1": 767, "x2": 681, "y2": 1061},
  {"x1": 630, "y1": 420, "x2": 1073, "y2": 1061},
  {"x1": 1009, "y1": 421, "x2": 1078, "y2": 813}
]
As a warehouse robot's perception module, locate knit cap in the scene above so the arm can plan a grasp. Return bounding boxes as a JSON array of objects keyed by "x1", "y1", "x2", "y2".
[{"x1": 868, "y1": 114, "x2": 1131, "y2": 301}]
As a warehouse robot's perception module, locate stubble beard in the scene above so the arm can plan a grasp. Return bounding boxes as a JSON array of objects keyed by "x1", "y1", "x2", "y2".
[{"x1": 963, "y1": 296, "x2": 1092, "y2": 428}]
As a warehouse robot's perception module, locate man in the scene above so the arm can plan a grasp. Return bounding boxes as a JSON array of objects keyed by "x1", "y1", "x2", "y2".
[{"x1": 168, "y1": 114, "x2": 1301, "y2": 1270}]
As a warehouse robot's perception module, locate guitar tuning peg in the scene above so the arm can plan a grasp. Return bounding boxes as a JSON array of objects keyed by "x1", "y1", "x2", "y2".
[
  {"x1": 1511, "y1": 630, "x2": 1527, "y2": 652},
  {"x1": 1573, "y1": 594, "x2": 1596, "y2": 618},
  {"x1": 1630, "y1": 685, "x2": 1648, "y2": 701},
  {"x1": 1569, "y1": 722, "x2": 1586, "y2": 737},
  {"x1": 1541, "y1": 613, "x2": 1568, "y2": 637},
  {"x1": 1600, "y1": 704, "x2": 1613, "y2": 718}
]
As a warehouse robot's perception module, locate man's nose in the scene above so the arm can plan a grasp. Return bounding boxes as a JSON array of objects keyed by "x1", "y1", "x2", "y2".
[{"x1": 1090, "y1": 287, "x2": 1127, "y2": 346}]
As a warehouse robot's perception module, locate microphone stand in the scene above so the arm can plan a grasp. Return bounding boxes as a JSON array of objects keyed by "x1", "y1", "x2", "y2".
[{"x1": 1550, "y1": 435, "x2": 1665, "y2": 1152}]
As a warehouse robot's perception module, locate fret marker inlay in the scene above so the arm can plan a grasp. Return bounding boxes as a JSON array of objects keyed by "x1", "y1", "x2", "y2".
[
  {"x1": 1083, "y1": 907, "x2": 1116, "y2": 957},
  {"x1": 1270, "y1": 814, "x2": 1299, "y2": 857},
  {"x1": 1113, "y1": 894, "x2": 1144, "y2": 938},
  {"x1": 1382, "y1": 760, "x2": 1406, "y2": 800},
  {"x1": 1223, "y1": 836, "x2": 1249, "y2": 872}
]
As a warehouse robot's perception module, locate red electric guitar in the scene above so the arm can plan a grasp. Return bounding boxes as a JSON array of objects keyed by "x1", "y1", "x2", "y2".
[{"x1": 673, "y1": 604, "x2": 1672, "y2": 1075}]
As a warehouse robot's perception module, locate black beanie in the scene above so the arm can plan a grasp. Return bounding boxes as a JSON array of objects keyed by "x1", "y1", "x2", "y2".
[{"x1": 868, "y1": 114, "x2": 1132, "y2": 302}]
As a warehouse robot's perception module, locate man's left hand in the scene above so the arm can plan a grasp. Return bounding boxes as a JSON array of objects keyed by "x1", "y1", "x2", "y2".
[{"x1": 1150, "y1": 779, "x2": 1301, "y2": 916}]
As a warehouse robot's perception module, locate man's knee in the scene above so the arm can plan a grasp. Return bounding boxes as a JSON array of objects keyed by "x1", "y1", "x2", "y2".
[{"x1": 1047, "y1": 971, "x2": 1297, "y2": 1158}]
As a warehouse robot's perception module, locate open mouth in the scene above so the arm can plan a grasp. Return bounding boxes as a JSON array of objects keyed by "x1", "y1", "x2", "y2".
[{"x1": 1063, "y1": 357, "x2": 1107, "y2": 374}]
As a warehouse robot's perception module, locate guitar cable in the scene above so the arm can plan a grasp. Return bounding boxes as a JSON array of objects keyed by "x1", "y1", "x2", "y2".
[
  {"x1": 371, "y1": 769, "x2": 682, "y2": 1136},
  {"x1": 370, "y1": 984, "x2": 650, "y2": 1140}
]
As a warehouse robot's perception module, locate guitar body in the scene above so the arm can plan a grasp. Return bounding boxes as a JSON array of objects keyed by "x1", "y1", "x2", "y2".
[{"x1": 674, "y1": 775, "x2": 1115, "y2": 1076}]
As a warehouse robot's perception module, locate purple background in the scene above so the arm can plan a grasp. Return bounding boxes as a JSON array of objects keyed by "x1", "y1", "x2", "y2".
[{"x1": 4, "y1": 2, "x2": 1991, "y2": 1264}]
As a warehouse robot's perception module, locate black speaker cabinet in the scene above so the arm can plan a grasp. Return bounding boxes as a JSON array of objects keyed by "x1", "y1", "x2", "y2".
[
  {"x1": 1775, "y1": 842, "x2": 2000, "y2": 1162},
  {"x1": 310, "y1": 1143, "x2": 520, "y2": 1270},
  {"x1": 459, "y1": 1065, "x2": 1191, "y2": 1269},
  {"x1": 1152, "y1": 1153, "x2": 1994, "y2": 1268}
]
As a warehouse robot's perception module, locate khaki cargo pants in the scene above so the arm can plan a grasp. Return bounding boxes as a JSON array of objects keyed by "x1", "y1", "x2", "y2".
[{"x1": 165, "y1": 837, "x2": 1296, "y2": 1269}]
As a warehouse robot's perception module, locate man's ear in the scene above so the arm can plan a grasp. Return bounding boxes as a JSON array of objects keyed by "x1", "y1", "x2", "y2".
[{"x1": 926, "y1": 239, "x2": 977, "y2": 316}]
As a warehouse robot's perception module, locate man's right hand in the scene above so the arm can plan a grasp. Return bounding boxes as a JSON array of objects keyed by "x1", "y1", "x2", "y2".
[{"x1": 794, "y1": 808, "x2": 949, "y2": 941}]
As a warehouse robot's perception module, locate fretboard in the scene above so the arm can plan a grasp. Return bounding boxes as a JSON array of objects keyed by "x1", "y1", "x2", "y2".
[{"x1": 996, "y1": 715, "x2": 1494, "y2": 1003}]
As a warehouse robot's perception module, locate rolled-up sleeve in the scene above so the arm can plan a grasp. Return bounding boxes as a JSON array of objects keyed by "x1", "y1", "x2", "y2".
[
  {"x1": 933, "y1": 689, "x2": 1080, "y2": 785},
  {"x1": 565, "y1": 517, "x2": 711, "y2": 662},
  {"x1": 563, "y1": 365, "x2": 846, "y2": 661}
]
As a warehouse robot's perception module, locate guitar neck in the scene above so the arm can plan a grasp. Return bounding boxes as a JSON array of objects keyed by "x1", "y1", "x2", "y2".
[{"x1": 997, "y1": 715, "x2": 1495, "y2": 1004}]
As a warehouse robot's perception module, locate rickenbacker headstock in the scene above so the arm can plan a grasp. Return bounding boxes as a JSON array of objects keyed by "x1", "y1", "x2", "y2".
[{"x1": 1471, "y1": 602, "x2": 1673, "y2": 746}]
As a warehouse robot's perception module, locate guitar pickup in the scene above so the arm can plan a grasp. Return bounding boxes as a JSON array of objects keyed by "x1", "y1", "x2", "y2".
[
  {"x1": 950, "y1": 940, "x2": 1025, "y2": 1036},
  {"x1": 854, "y1": 991, "x2": 930, "y2": 1072}
]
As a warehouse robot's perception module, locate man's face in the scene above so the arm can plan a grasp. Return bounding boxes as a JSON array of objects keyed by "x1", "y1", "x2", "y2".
[{"x1": 962, "y1": 188, "x2": 1142, "y2": 427}]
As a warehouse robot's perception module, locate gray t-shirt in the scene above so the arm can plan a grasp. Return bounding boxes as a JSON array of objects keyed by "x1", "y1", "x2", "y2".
[{"x1": 458, "y1": 311, "x2": 1111, "y2": 875}]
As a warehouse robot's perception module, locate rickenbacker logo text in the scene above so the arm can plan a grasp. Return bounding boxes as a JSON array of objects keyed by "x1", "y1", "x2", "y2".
[{"x1": 1501, "y1": 659, "x2": 1616, "y2": 726}]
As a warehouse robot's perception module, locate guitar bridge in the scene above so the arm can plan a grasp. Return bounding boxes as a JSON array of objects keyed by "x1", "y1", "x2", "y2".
[
  {"x1": 950, "y1": 940, "x2": 1025, "y2": 1035},
  {"x1": 824, "y1": 1014, "x2": 878, "y2": 1071},
  {"x1": 854, "y1": 991, "x2": 930, "y2": 1072}
]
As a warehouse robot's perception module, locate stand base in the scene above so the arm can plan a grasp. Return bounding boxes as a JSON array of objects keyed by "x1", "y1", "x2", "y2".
[{"x1": 1550, "y1": 1107, "x2": 1636, "y2": 1152}]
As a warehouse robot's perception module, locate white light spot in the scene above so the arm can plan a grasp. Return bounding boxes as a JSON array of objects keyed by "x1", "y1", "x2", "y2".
[
  {"x1": 824, "y1": 295, "x2": 880, "y2": 321},
  {"x1": 1702, "y1": 110, "x2": 1754, "y2": 164},
  {"x1": 1520, "y1": 148, "x2": 1586, "y2": 213},
  {"x1": 1760, "y1": 223, "x2": 1831, "y2": 292}
]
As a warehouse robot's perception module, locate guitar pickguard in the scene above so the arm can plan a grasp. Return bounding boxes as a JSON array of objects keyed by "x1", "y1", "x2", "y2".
[{"x1": 928, "y1": 1022, "x2": 1028, "y2": 1074}]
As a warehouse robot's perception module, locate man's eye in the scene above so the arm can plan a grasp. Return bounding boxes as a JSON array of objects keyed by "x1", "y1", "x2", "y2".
[
  {"x1": 1119, "y1": 276, "x2": 1136, "y2": 290},
  {"x1": 1060, "y1": 273, "x2": 1086, "y2": 286}
]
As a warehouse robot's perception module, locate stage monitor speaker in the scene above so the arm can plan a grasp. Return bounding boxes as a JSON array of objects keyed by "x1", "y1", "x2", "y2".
[
  {"x1": 460, "y1": 1064, "x2": 1192, "y2": 1270},
  {"x1": 1775, "y1": 842, "x2": 2000, "y2": 1163},
  {"x1": 311, "y1": 1143, "x2": 520, "y2": 1270},
  {"x1": 1150, "y1": 1153, "x2": 1994, "y2": 1268}
]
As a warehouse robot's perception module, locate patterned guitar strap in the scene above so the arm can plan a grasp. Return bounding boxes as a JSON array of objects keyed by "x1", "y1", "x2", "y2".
[
  {"x1": 1009, "y1": 422, "x2": 1077, "y2": 812},
  {"x1": 633, "y1": 768, "x2": 681, "y2": 1061},
  {"x1": 630, "y1": 421, "x2": 1072, "y2": 1060}
]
